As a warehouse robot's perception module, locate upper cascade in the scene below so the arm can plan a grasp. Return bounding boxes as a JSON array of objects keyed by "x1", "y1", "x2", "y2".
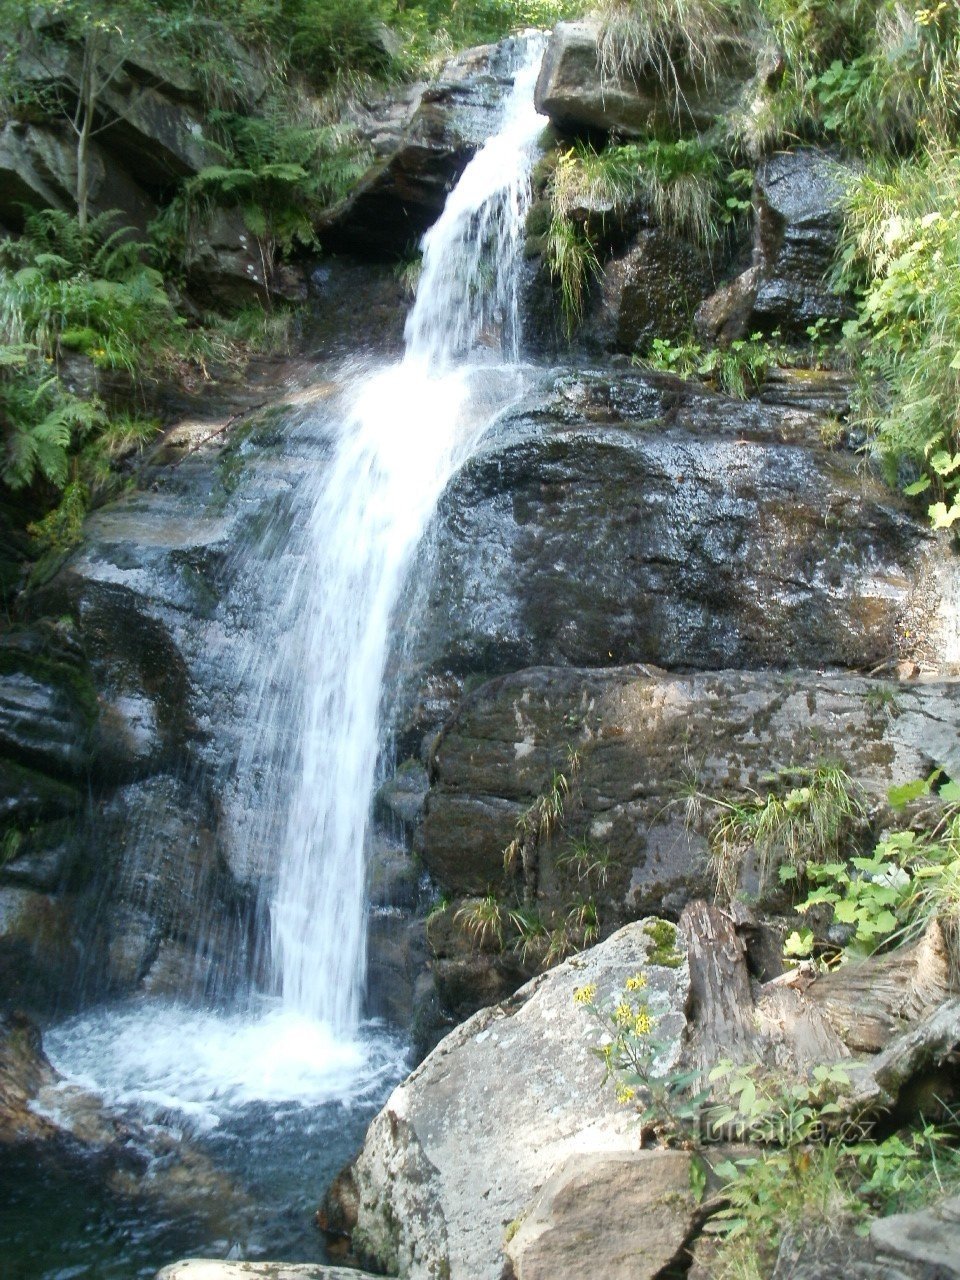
[{"x1": 265, "y1": 33, "x2": 547, "y2": 1032}]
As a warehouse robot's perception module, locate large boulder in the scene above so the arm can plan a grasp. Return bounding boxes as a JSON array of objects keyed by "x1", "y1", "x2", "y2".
[
  {"x1": 399, "y1": 369, "x2": 954, "y2": 710},
  {"x1": 534, "y1": 20, "x2": 754, "y2": 137},
  {"x1": 338, "y1": 920, "x2": 689, "y2": 1280},
  {"x1": 421, "y1": 666, "x2": 960, "y2": 909},
  {"x1": 505, "y1": 1149, "x2": 700, "y2": 1280},
  {"x1": 322, "y1": 41, "x2": 527, "y2": 256}
]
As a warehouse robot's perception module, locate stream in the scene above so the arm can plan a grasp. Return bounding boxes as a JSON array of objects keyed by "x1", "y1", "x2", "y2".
[{"x1": 6, "y1": 34, "x2": 547, "y2": 1280}]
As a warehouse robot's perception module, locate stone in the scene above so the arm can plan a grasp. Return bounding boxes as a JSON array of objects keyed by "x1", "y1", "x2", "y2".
[
  {"x1": 322, "y1": 42, "x2": 518, "y2": 255},
  {"x1": 534, "y1": 21, "x2": 755, "y2": 137},
  {"x1": 0, "y1": 1010, "x2": 59, "y2": 1145},
  {"x1": 695, "y1": 264, "x2": 763, "y2": 344},
  {"x1": 422, "y1": 667, "x2": 960, "y2": 909},
  {"x1": 156, "y1": 1264, "x2": 383, "y2": 1280},
  {"x1": 505, "y1": 1149, "x2": 699, "y2": 1280},
  {"x1": 0, "y1": 885, "x2": 80, "y2": 1011},
  {"x1": 341, "y1": 920, "x2": 689, "y2": 1280},
  {"x1": 593, "y1": 229, "x2": 716, "y2": 352},
  {"x1": 404, "y1": 368, "x2": 954, "y2": 698},
  {"x1": 0, "y1": 120, "x2": 158, "y2": 234},
  {"x1": 870, "y1": 1197, "x2": 960, "y2": 1277},
  {"x1": 751, "y1": 149, "x2": 856, "y2": 334}
]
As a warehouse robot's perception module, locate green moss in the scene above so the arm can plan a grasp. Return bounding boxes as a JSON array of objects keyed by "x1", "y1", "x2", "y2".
[
  {"x1": 0, "y1": 642, "x2": 98, "y2": 728},
  {"x1": 644, "y1": 919, "x2": 684, "y2": 968}
]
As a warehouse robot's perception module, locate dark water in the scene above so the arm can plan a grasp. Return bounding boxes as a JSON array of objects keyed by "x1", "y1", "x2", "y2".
[{"x1": 3, "y1": 1001, "x2": 408, "y2": 1280}]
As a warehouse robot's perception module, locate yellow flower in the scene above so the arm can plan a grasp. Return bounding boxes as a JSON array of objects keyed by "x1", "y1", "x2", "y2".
[
  {"x1": 573, "y1": 983, "x2": 597, "y2": 1006},
  {"x1": 613, "y1": 1002, "x2": 633, "y2": 1026},
  {"x1": 633, "y1": 1009, "x2": 653, "y2": 1036},
  {"x1": 616, "y1": 1084, "x2": 637, "y2": 1104},
  {"x1": 625, "y1": 972, "x2": 647, "y2": 991}
]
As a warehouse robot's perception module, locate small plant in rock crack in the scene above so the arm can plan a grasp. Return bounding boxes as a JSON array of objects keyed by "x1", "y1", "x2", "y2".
[
  {"x1": 574, "y1": 972, "x2": 707, "y2": 1144},
  {"x1": 708, "y1": 763, "x2": 866, "y2": 902}
]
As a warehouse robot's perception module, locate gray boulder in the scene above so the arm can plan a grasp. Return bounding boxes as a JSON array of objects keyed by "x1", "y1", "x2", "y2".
[
  {"x1": 402, "y1": 369, "x2": 952, "y2": 700},
  {"x1": 534, "y1": 20, "x2": 754, "y2": 137},
  {"x1": 505, "y1": 1149, "x2": 700, "y2": 1280},
  {"x1": 339, "y1": 919, "x2": 689, "y2": 1280},
  {"x1": 422, "y1": 666, "x2": 960, "y2": 909}
]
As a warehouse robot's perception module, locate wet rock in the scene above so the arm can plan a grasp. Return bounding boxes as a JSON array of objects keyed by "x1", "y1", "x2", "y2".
[
  {"x1": 0, "y1": 885, "x2": 81, "y2": 1011},
  {"x1": 695, "y1": 264, "x2": 763, "y2": 344},
  {"x1": 375, "y1": 760, "x2": 430, "y2": 839},
  {"x1": 0, "y1": 1010, "x2": 59, "y2": 1144},
  {"x1": 0, "y1": 120, "x2": 158, "y2": 234},
  {"x1": 534, "y1": 20, "x2": 755, "y2": 137},
  {"x1": 338, "y1": 920, "x2": 687, "y2": 1280},
  {"x1": 0, "y1": 631, "x2": 96, "y2": 780},
  {"x1": 322, "y1": 42, "x2": 520, "y2": 255},
  {"x1": 406, "y1": 369, "x2": 950, "y2": 689},
  {"x1": 94, "y1": 774, "x2": 247, "y2": 998},
  {"x1": 592, "y1": 228, "x2": 716, "y2": 352},
  {"x1": 423, "y1": 667, "x2": 960, "y2": 907},
  {"x1": 505, "y1": 1150, "x2": 699, "y2": 1280},
  {"x1": 751, "y1": 149, "x2": 856, "y2": 334},
  {"x1": 157, "y1": 1264, "x2": 384, "y2": 1280}
]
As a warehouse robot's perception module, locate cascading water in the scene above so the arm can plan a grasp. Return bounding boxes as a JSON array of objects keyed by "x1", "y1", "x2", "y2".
[
  {"x1": 267, "y1": 38, "x2": 547, "y2": 1029},
  {"x1": 30, "y1": 35, "x2": 546, "y2": 1276}
]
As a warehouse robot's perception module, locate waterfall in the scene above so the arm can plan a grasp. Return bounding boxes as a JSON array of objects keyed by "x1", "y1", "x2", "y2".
[
  {"x1": 262, "y1": 37, "x2": 546, "y2": 1031},
  {"x1": 45, "y1": 37, "x2": 546, "y2": 1135}
]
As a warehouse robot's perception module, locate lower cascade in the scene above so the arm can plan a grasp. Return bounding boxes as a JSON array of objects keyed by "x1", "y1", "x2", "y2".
[{"x1": 21, "y1": 31, "x2": 547, "y2": 1274}]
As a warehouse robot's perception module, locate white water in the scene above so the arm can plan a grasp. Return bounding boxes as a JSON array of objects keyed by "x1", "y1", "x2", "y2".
[
  {"x1": 47, "y1": 36, "x2": 546, "y2": 1120},
  {"x1": 269, "y1": 36, "x2": 546, "y2": 1031}
]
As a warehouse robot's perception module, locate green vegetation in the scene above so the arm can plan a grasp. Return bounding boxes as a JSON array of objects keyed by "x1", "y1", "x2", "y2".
[
  {"x1": 704, "y1": 764, "x2": 866, "y2": 901},
  {"x1": 576, "y1": 944, "x2": 960, "y2": 1278}
]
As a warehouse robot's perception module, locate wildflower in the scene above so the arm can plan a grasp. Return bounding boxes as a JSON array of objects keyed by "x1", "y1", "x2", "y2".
[
  {"x1": 625, "y1": 972, "x2": 647, "y2": 991},
  {"x1": 616, "y1": 1084, "x2": 637, "y2": 1104},
  {"x1": 633, "y1": 1008, "x2": 653, "y2": 1036},
  {"x1": 573, "y1": 983, "x2": 597, "y2": 1006},
  {"x1": 613, "y1": 1001, "x2": 633, "y2": 1026}
]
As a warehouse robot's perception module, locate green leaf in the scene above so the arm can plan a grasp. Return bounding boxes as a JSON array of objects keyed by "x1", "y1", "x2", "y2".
[
  {"x1": 929, "y1": 501, "x2": 960, "y2": 529},
  {"x1": 903, "y1": 476, "x2": 932, "y2": 495},
  {"x1": 888, "y1": 778, "x2": 932, "y2": 809}
]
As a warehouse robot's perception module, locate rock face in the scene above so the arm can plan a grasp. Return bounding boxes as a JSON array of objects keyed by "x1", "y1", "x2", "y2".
[
  {"x1": 505, "y1": 1150, "x2": 699, "y2": 1280},
  {"x1": 534, "y1": 21, "x2": 753, "y2": 137},
  {"x1": 422, "y1": 666, "x2": 960, "y2": 910},
  {"x1": 342, "y1": 921, "x2": 689, "y2": 1280},
  {"x1": 751, "y1": 150, "x2": 854, "y2": 333},
  {"x1": 323, "y1": 41, "x2": 524, "y2": 256},
  {"x1": 403, "y1": 369, "x2": 950, "y2": 691}
]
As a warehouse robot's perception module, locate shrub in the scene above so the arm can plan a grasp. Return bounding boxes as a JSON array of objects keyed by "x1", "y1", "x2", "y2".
[{"x1": 836, "y1": 150, "x2": 960, "y2": 528}]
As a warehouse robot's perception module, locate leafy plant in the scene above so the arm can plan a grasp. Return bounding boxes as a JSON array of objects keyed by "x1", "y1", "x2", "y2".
[
  {"x1": 794, "y1": 774, "x2": 960, "y2": 974},
  {"x1": 708, "y1": 764, "x2": 865, "y2": 901},
  {"x1": 455, "y1": 893, "x2": 506, "y2": 948},
  {"x1": 836, "y1": 150, "x2": 960, "y2": 530},
  {"x1": 575, "y1": 970, "x2": 707, "y2": 1141}
]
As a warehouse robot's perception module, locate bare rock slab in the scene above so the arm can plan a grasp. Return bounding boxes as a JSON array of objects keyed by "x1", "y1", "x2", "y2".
[
  {"x1": 345, "y1": 921, "x2": 689, "y2": 1280},
  {"x1": 505, "y1": 1149, "x2": 698, "y2": 1280},
  {"x1": 156, "y1": 1264, "x2": 382, "y2": 1280}
]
